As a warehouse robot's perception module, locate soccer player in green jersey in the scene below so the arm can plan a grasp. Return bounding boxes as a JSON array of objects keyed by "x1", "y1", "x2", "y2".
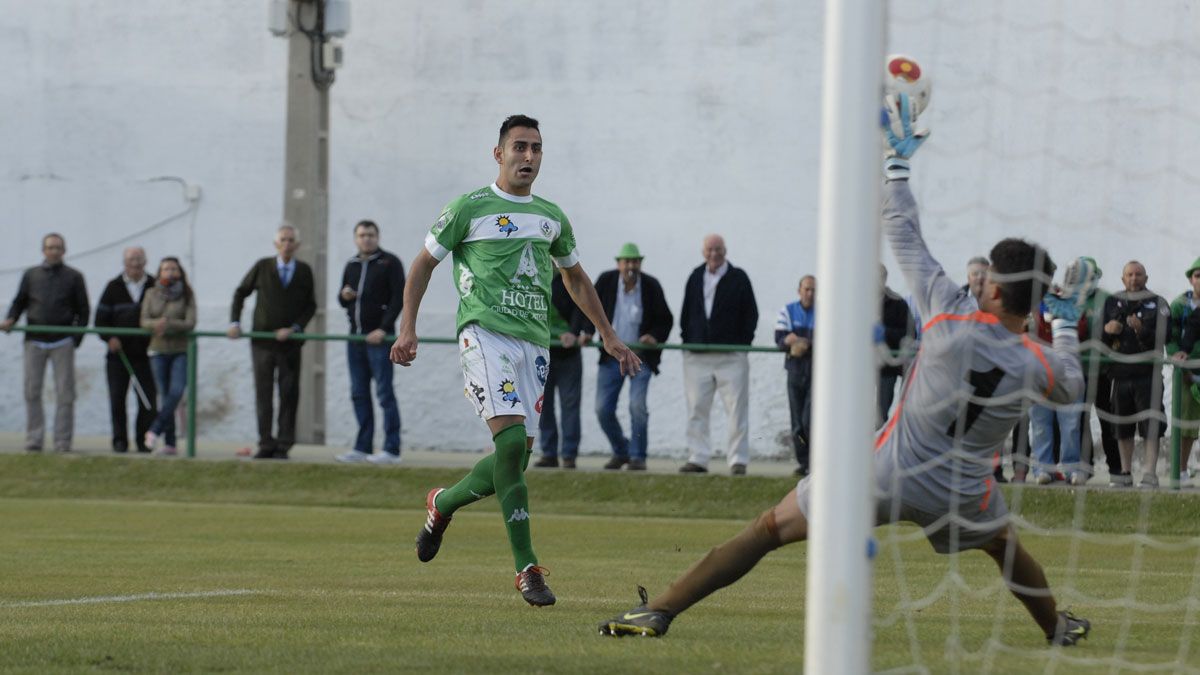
[{"x1": 391, "y1": 115, "x2": 642, "y2": 606}]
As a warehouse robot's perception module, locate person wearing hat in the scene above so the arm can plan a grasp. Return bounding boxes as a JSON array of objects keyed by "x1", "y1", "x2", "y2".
[
  {"x1": 584, "y1": 242, "x2": 674, "y2": 470},
  {"x1": 1167, "y1": 256, "x2": 1200, "y2": 482}
]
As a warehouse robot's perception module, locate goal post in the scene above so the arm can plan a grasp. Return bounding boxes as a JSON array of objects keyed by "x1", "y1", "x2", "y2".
[{"x1": 804, "y1": 1, "x2": 886, "y2": 673}]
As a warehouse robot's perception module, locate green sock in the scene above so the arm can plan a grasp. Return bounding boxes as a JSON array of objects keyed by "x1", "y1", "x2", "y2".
[
  {"x1": 434, "y1": 453, "x2": 496, "y2": 516},
  {"x1": 492, "y1": 424, "x2": 537, "y2": 572}
]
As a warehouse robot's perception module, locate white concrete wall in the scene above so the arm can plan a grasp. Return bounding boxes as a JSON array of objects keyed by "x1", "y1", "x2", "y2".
[{"x1": 0, "y1": 1, "x2": 1194, "y2": 459}]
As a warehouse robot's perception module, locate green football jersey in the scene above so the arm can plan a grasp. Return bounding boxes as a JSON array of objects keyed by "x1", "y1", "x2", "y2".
[{"x1": 425, "y1": 183, "x2": 579, "y2": 347}]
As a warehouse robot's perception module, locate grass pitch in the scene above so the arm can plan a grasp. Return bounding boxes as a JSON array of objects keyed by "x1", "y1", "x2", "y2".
[{"x1": 1, "y1": 456, "x2": 1198, "y2": 674}]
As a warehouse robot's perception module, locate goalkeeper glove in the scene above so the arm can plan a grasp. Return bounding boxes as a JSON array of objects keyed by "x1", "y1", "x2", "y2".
[
  {"x1": 881, "y1": 93, "x2": 930, "y2": 180},
  {"x1": 1042, "y1": 257, "x2": 1100, "y2": 324}
]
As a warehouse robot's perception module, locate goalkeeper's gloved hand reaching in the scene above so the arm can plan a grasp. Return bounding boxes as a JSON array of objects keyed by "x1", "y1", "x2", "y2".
[
  {"x1": 1043, "y1": 256, "x2": 1101, "y2": 324},
  {"x1": 881, "y1": 92, "x2": 930, "y2": 180}
]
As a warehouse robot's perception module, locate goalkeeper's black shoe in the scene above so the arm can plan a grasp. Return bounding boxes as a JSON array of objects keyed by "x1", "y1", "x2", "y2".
[
  {"x1": 598, "y1": 586, "x2": 674, "y2": 638},
  {"x1": 1047, "y1": 610, "x2": 1091, "y2": 646},
  {"x1": 515, "y1": 565, "x2": 556, "y2": 607},
  {"x1": 416, "y1": 488, "x2": 451, "y2": 563}
]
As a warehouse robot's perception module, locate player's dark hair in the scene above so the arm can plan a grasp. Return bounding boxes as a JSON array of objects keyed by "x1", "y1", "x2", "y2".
[
  {"x1": 498, "y1": 114, "x2": 540, "y2": 145},
  {"x1": 354, "y1": 219, "x2": 379, "y2": 234},
  {"x1": 988, "y1": 238, "x2": 1055, "y2": 317}
]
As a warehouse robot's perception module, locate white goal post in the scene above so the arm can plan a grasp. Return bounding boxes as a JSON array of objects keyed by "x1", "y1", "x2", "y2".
[{"x1": 804, "y1": 1, "x2": 885, "y2": 673}]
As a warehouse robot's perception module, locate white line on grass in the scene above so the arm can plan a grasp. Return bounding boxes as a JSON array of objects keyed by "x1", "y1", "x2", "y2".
[{"x1": 2, "y1": 589, "x2": 263, "y2": 608}]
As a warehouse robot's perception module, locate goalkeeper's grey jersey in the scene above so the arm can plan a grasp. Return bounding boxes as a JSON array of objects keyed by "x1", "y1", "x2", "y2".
[{"x1": 876, "y1": 181, "x2": 1083, "y2": 512}]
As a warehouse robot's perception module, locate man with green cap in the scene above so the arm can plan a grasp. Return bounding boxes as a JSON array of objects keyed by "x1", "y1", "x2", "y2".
[
  {"x1": 1167, "y1": 256, "x2": 1200, "y2": 482},
  {"x1": 585, "y1": 242, "x2": 674, "y2": 470}
]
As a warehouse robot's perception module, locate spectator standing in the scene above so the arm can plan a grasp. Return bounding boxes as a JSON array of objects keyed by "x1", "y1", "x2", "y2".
[
  {"x1": 228, "y1": 224, "x2": 317, "y2": 460},
  {"x1": 1075, "y1": 258, "x2": 1117, "y2": 481},
  {"x1": 965, "y1": 255, "x2": 989, "y2": 300},
  {"x1": 334, "y1": 220, "x2": 406, "y2": 465},
  {"x1": 533, "y1": 268, "x2": 587, "y2": 469},
  {"x1": 879, "y1": 266, "x2": 912, "y2": 426},
  {"x1": 1103, "y1": 260, "x2": 1171, "y2": 487},
  {"x1": 678, "y1": 234, "x2": 759, "y2": 475},
  {"x1": 1029, "y1": 260, "x2": 1096, "y2": 485},
  {"x1": 585, "y1": 243, "x2": 674, "y2": 471},
  {"x1": 1167, "y1": 256, "x2": 1200, "y2": 482},
  {"x1": 140, "y1": 257, "x2": 197, "y2": 456},
  {"x1": 95, "y1": 246, "x2": 157, "y2": 453},
  {"x1": 774, "y1": 275, "x2": 816, "y2": 476},
  {"x1": 0, "y1": 234, "x2": 89, "y2": 452}
]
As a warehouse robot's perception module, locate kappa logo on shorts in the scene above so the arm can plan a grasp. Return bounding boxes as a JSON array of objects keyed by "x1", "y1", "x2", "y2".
[
  {"x1": 496, "y1": 215, "x2": 518, "y2": 236},
  {"x1": 535, "y1": 355, "x2": 548, "y2": 385},
  {"x1": 497, "y1": 380, "x2": 521, "y2": 407},
  {"x1": 507, "y1": 508, "x2": 530, "y2": 522},
  {"x1": 467, "y1": 382, "x2": 485, "y2": 406}
]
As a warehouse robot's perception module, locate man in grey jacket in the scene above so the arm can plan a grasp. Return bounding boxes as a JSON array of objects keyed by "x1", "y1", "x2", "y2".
[{"x1": 1, "y1": 233, "x2": 90, "y2": 452}]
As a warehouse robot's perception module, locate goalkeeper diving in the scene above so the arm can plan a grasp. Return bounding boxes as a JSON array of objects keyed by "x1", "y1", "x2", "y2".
[{"x1": 597, "y1": 92, "x2": 1092, "y2": 647}]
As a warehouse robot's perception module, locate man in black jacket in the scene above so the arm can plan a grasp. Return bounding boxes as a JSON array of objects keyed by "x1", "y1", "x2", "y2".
[
  {"x1": 1103, "y1": 260, "x2": 1171, "y2": 487},
  {"x1": 583, "y1": 243, "x2": 674, "y2": 471},
  {"x1": 878, "y1": 266, "x2": 914, "y2": 426},
  {"x1": 228, "y1": 224, "x2": 318, "y2": 459},
  {"x1": 95, "y1": 246, "x2": 157, "y2": 453},
  {"x1": 334, "y1": 220, "x2": 406, "y2": 465},
  {"x1": 678, "y1": 234, "x2": 758, "y2": 475},
  {"x1": 1, "y1": 233, "x2": 90, "y2": 452},
  {"x1": 533, "y1": 268, "x2": 588, "y2": 469}
]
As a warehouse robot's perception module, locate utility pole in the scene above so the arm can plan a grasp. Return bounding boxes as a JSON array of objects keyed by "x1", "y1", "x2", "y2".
[{"x1": 275, "y1": 0, "x2": 346, "y2": 445}]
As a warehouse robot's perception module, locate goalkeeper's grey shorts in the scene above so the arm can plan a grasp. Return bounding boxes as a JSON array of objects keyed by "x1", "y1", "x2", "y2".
[{"x1": 795, "y1": 475, "x2": 1009, "y2": 555}]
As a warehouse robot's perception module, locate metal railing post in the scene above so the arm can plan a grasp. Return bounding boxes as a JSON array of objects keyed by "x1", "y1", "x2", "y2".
[
  {"x1": 1171, "y1": 364, "x2": 1182, "y2": 490},
  {"x1": 186, "y1": 333, "x2": 198, "y2": 458}
]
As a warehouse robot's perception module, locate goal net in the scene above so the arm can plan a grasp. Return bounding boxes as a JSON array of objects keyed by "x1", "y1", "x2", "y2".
[{"x1": 813, "y1": 1, "x2": 1200, "y2": 672}]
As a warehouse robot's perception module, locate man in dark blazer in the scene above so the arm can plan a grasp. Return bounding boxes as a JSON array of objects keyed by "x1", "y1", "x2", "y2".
[
  {"x1": 95, "y1": 246, "x2": 157, "y2": 453},
  {"x1": 227, "y1": 224, "x2": 317, "y2": 459},
  {"x1": 583, "y1": 242, "x2": 674, "y2": 471},
  {"x1": 678, "y1": 234, "x2": 758, "y2": 475}
]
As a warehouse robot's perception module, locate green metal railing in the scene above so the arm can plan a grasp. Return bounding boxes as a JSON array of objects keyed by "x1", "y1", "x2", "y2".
[
  {"x1": 8, "y1": 325, "x2": 782, "y2": 460},
  {"x1": 6, "y1": 324, "x2": 1195, "y2": 489}
]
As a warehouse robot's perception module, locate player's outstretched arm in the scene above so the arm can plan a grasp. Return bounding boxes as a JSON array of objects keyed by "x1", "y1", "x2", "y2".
[
  {"x1": 559, "y1": 263, "x2": 642, "y2": 376},
  {"x1": 390, "y1": 248, "x2": 439, "y2": 366},
  {"x1": 881, "y1": 93, "x2": 963, "y2": 322}
]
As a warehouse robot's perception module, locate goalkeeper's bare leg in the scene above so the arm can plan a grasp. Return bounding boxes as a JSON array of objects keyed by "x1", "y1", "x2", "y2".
[
  {"x1": 981, "y1": 526, "x2": 1090, "y2": 645},
  {"x1": 598, "y1": 488, "x2": 802, "y2": 636}
]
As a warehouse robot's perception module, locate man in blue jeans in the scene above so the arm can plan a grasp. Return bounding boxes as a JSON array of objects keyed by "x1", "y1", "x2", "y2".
[
  {"x1": 586, "y1": 243, "x2": 674, "y2": 470},
  {"x1": 533, "y1": 268, "x2": 587, "y2": 469},
  {"x1": 335, "y1": 220, "x2": 406, "y2": 465}
]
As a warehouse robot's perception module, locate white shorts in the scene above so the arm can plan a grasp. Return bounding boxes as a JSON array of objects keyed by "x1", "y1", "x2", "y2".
[{"x1": 458, "y1": 323, "x2": 549, "y2": 436}]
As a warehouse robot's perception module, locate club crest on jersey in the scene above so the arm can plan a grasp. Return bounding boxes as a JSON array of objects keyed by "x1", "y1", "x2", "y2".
[
  {"x1": 497, "y1": 379, "x2": 521, "y2": 407},
  {"x1": 432, "y1": 211, "x2": 451, "y2": 236},
  {"x1": 496, "y1": 215, "x2": 518, "y2": 236},
  {"x1": 535, "y1": 355, "x2": 548, "y2": 385},
  {"x1": 540, "y1": 220, "x2": 551, "y2": 237},
  {"x1": 535, "y1": 394, "x2": 544, "y2": 414}
]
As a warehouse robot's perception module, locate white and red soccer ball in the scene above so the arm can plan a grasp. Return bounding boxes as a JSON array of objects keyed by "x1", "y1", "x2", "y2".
[{"x1": 884, "y1": 54, "x2": 932, "y2": 116}]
